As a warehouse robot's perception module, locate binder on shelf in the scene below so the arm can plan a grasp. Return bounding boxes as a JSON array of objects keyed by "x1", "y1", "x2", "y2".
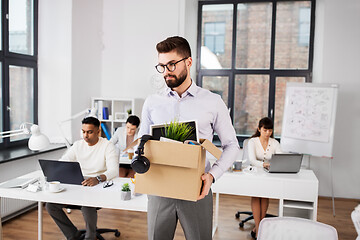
[
  {"x1": 97, "y1": 101, "x2": 103, "y2": 120},
  {"x1": 103, "y1": 107, "x2": 109, "y2": 120},
  {"x1": 101, "y1": 123, "x2": 111, "y2": 140}
]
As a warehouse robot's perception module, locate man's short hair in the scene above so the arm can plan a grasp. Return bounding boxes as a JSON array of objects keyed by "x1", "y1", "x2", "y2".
[
  {"x1": 156, "y1": 36, "x2": 191, "y2": 58},
  {"x1": 82, "y1": 117, "x2": 100, "y2": 128},
  {"x1": 126, "y1": 115, "x2": 140, "y2": 128}
]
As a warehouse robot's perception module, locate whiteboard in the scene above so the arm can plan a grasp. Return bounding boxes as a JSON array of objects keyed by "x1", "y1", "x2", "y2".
[{"x1": 280, "y1": 82, "x2": 338, "y2": 158}]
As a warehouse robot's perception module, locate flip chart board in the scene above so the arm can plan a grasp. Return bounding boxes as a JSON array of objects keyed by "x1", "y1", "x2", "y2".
[{"x1": 280, "y1": 82, "x2": 338, "y2": 157}]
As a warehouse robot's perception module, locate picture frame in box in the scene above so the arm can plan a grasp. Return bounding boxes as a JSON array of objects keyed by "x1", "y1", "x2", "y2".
[
  {"x1": 115, "y1": 112, "x2": 128, "y2": 121},
  {"x1": 149, "y1": 120, "x2": 199, "y2": 143}
]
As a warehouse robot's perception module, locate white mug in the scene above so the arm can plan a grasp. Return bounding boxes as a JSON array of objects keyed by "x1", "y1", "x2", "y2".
[{"x1": 48, "y1": 181, "x2": 61, "y2": 192}]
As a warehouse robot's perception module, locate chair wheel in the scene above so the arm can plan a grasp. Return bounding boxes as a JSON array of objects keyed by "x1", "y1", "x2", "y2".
[
  {"x1": 239, "y1": 222, "x2": 244, "y2": 228},
  {"x1": 115, "y1": 230, "x2": 120, "y2": 237},
  {"x1": 235, "y1": 213, "x2": 240, "y2": 219}
]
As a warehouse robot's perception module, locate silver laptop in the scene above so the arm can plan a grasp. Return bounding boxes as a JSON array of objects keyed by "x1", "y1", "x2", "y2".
[
  {"x1": 0, "y1": 177, "x2": 39, "y2": 189},
  {"x1": 265, "y1": 154, "x2": 303, "y2": 173}
]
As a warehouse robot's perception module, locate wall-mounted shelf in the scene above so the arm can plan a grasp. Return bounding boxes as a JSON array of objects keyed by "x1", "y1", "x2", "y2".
[{"x1": 91, "y1": 97, "x2": 144, "y2": 139}]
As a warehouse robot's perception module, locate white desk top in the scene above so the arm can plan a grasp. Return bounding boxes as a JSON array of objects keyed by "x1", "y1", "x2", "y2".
[
  {"x1": 119, "y1": 155, "x2": 132, "y2": 165},
  {"x1": 0, "y1": 171, "x2": 147, "y2": 212},
  {"x1": 212, "y1": 168, "x2": 318, "y2": 201}
]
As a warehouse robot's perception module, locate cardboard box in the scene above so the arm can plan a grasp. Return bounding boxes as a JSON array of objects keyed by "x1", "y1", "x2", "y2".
[{"x1": 127, "y1": 139, "x2": 222, "y2": 201}]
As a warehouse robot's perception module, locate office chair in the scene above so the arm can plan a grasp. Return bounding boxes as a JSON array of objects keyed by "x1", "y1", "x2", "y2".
[
  {"x1": 257, "y1": 217, "x2": 338, "y2": 240},
  {"x1": 66, "y1": 205, "x2": 120, "y2": 240},
  {"x1": 235, "y1": 138, "x2": 276, "y2": 228},
  {"x1": 351, "y1": 206, "x2": 360, "y2": 240}
]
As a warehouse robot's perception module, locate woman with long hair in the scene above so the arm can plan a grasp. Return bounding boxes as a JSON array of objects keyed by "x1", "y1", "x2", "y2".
[{"x1": 248, "y1": 117, "x2": 282, "y2": 239}]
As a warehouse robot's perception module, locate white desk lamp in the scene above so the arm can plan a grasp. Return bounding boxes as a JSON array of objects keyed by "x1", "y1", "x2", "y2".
[
  {"x1": 58, "y1": 108, "x2": 97, "y2": 148},
  {"x1": 0, "y1": 123, "x2": 50, "y2": 151}
]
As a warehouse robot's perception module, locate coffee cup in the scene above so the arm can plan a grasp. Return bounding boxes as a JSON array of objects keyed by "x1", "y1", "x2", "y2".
[
  {"x1": 128, "y1": 149, "x2": 134, "y2": 159},
  {"x1": 49, "y1": 181, "x2": 61, "y2": 192},
  {"x1": 233, "y1": 160, "x2": 243, "y2": 171}
]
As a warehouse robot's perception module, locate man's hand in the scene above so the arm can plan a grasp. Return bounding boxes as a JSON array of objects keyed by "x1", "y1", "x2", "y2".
[
  {"x1": 197, "y1": 173, "x2": 214, "y2": 200},
  {"x1": 82, "y1": 177, "x2": 99, "y2": 187}
]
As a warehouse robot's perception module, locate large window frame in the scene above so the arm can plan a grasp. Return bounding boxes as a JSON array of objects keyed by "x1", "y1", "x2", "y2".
[
  {"x1": 0, "y1": 0, "x2": 38, "y2": 149},
  {"x1": 197, "y1": 0, "x2": 316, "y2": 145}
]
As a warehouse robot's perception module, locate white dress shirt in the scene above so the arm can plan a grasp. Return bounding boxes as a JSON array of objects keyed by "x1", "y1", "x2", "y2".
[
  {"x1": 138, "y1": 80, "x2": 240, "y2": 181},
  {"x1": 110, "y1": 126, "x2": 138, "y2": 158}
]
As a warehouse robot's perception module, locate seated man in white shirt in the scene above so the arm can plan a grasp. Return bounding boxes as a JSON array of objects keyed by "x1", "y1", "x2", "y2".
[{"x1": 46, "y1": 117, "x2": 119, "y2": 240}]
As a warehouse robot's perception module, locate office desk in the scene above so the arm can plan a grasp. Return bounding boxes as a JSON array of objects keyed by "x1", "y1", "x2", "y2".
[
  {"x1": 211, "y1": 168, "x2": 318, "y2": 236},
  {"x1": 119, "y1": 155, "x2": 132, "y2": 165},
  {"x1": 0, "y1": 171, "x2": 147, "y2": 240}
]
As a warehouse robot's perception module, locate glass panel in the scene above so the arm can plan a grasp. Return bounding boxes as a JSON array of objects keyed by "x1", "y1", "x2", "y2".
[
  {"x1": 0, "y1": 0, "x2": 2, "y2": 51},
  {"x1": 9, "y1": 65, "x2": 34, "y2": 141},
  {"x1": 9, "y1": 0, "x2": 34, "y2": 55},
  {"x1": 201, "y1": 4, "x2": 233, "y2": 69},
  {"x1": 274, "y1": 77, "x2": 305, "y2": 137},
  {"x1": 202, "y1": 76, "x2": 229, "y2": 106},
  {"x1": 0, "y1": 63, "x2": 2, "y2": 143},
  {"x1": 275, "y1": 1, "x2": 311, "y2": 69},
  {"x1": 234, "y1": 75, "x2": 269, "y2": 136},
  {"x1": 236, "y1": 3, "x2": 272, "y2": 69}
]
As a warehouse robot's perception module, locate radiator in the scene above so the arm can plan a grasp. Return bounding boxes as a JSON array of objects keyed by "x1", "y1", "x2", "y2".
[{"x1": 1, "y1": 197, "x2": 36, "y2": 222}]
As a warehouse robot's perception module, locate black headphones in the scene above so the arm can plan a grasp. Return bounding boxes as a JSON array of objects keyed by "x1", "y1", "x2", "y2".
[{"x1": 131, "y1": 135, "x2": 152, "y2": 174}]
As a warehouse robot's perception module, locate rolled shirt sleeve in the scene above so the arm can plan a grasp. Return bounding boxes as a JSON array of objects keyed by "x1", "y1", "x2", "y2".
[{"x1": 208, "y1": 96, "x2": 240, "y2": 181}]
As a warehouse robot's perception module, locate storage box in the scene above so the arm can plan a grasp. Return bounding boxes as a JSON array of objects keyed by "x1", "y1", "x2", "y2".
[{"x1": 127, "y1": 139, "x2": 222, "y2": 201}]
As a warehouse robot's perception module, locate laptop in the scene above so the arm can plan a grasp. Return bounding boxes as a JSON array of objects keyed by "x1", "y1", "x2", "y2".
[
  {"x1": 0, "y1": 177, "x2": 39, "y2": 189},
  {"x1": 150, "y1": 120, "x2": 199, "y2": 142},
  {"x1": 38, "y1": 159, "x2": 85, "y2": 185},
  {"x1": 265, "y1": 154, "x2": 303, "y2": 173}
]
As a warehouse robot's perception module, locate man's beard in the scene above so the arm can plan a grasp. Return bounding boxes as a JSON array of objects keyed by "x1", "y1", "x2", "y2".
[{"x1": 164, "y1": 68, "x2": 187, "y2": 89}]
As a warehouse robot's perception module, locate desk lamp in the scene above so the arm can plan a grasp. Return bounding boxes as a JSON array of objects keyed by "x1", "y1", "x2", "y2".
[
  {"x1": 58, "y1": 108, "x2": 97, "y2": 148},
  {"x1": 0, "y1": 123, "x2": 50, "y2": 151}
]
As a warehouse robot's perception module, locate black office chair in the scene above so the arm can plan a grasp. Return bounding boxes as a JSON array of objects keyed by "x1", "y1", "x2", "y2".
[
  {"x1": 66, "y1": 205, "x2": 120, "y2": 240},
  {"x1": 235, "y1": 139, "x2": 276, "y2": 228},
  {"x1": 236, "y1": 211, "x2": 276, "y2": 228}
]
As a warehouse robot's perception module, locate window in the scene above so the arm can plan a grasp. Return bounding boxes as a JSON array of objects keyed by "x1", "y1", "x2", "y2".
[
  {"x1": 0, "y1": 0, "x2": 38, "y2": 149},
  {"x1": 204, "y1": 22, "x2": 226, "y2": 54},
  {"x1": 197, "y1": 1, "x2": 315, "y2": 143},
  {"x1": 299, "y1": 7, "x2": 311, "y2": 46}
]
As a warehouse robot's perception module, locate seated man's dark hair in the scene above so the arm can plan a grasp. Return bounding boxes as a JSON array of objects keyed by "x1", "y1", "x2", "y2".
[
  {"x1": 126, "y1": 115, "x2": 140, "y2": 127},
  {"x1": 82, "y1": 116, "x2": 100, "y2": 128}
]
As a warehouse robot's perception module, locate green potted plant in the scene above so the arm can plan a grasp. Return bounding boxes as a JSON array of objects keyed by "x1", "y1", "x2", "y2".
[
  {"x1": 121, "y1": 183, "x2": 131, "y2": 201},
  {"x1": 126, "y1": 109, "x2": 132, "y2": 116},
  {"x1": 161, "y1": 120, "x2": 194, "y2": 143}
]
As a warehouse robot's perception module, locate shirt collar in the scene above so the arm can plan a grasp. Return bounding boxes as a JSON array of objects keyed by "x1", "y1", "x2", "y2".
[{"x1": 165, "y1": 79, "x2": 199, "y2": 98}]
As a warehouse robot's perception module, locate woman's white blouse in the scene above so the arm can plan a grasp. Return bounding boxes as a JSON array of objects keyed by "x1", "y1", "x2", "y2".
[{"x1": 248, "y1": 137, "x2": 282, "y2": 168}]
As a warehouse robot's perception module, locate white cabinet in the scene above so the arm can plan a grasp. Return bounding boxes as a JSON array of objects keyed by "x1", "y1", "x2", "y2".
[{"x1": 91, "y1": 97, "x2": 144, "y2": 139}]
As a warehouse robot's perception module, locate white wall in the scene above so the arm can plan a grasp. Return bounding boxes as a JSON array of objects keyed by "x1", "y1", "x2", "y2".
[
  {"x1": 100, "y1": 0, "x2": 198, "y2": 99},
  {"x1": 38, "y1": 0, "x2": 360, "y2": 199},
  {"x1": 310, "y1": 0, "x2": 360, "y2": 198},
  {"x1": 39, "y1": 0, "x2": 103, "y2": 143},
  {"x1": 71, "y1": 0, "x2": 103, "y2": 142},
  {"x1": 38, "y1": 0, "x2": 72, "y2": 143}
]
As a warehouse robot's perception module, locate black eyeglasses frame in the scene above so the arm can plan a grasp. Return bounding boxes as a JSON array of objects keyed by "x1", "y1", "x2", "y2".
[{"x1": 155, "y1": 57, "x2": 188, "y2": 73}]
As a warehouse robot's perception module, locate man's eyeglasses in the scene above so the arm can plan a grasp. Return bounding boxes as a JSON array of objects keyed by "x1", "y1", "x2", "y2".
[
  {"x1": 103, "y1": 180, "x2": 113, "y2": 188},
  {"x1": 155, "y1": 57, "x2": 188, "y2": 73}
]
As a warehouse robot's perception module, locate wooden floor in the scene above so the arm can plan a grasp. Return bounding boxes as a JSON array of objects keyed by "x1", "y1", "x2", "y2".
[{"x1": 2, "y1": 195, "x2": 359, "y2": 240}]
